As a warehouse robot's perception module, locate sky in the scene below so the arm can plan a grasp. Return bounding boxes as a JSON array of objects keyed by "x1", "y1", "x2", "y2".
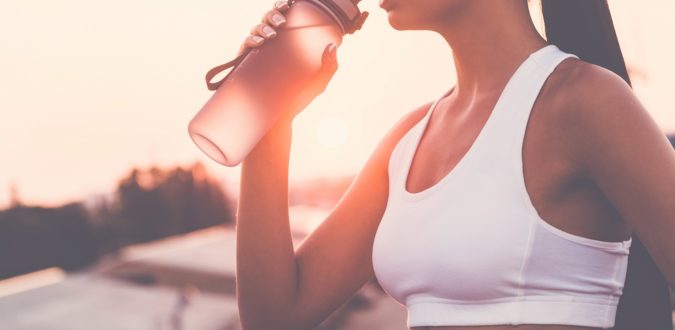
[{"x1": 1, "y1": 0, "x2": 673, "y2": 208}]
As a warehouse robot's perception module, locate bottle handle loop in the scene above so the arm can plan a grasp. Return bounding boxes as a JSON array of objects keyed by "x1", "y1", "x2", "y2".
[{"x1": 205, "y1": 52, "x2": 247, "y2": 91}]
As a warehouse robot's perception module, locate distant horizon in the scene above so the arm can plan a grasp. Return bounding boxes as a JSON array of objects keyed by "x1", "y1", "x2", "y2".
[
  {"x1": 1, "y1": 161, "x2": 361, "y2": 210},
  {"x1": 2, "y1": 0, "x2": 674, "y2": 207}
]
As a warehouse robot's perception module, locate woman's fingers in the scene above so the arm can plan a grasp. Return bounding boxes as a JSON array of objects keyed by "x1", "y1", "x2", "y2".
[
  {"x1": 250, "y1": 23, "x2": 277, "y2": 39},
  {"x1": 317, "y1": 43, "x2": 338, "y2": 92},
  {"x1": 321, "y1": 43, "x2": 338, "y2": 69},
  {"x1": 239, "y1": 21, "x2": 278, "y2": 55},
  {"x1": 238, "y1": 3, "x2": 290, "y2": 56},
  {"x1": 238, "y1": 35, "x2": 265, "y2": 55},
  {"x1": 273, "y1": 0, "x2": 290, "y2": 12},
  {"x1": 262, "y1": 8, "x2": 286, "y2": 27}
]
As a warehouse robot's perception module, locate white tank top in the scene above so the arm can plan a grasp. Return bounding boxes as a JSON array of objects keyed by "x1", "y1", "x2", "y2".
[{"x1": 371, "y1": 44, "x2": 633, "y2": 329}]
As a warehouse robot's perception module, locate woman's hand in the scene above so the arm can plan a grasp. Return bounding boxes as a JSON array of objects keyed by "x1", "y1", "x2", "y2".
[
  {"x1": 238, "y1": 0, "x2": 341, "y2": 123},
  {"x1": 237, "y1": 0, "x2": 291, "y2": 56}
]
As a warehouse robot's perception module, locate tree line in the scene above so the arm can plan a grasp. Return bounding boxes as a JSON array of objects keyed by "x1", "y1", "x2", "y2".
[{"x1": 0, "y1": 162, "x2": 233, "y2": 280}]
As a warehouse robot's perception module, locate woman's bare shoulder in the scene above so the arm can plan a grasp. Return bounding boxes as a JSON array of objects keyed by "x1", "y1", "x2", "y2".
[
  {"x1": 547, "y1": 58, "x2": 634, "y2": 116},
  {"x1": 543, "y1": 57, "x2": 667, "y2": 174},
  {"x1": 540, "y1": 57, "x2": 638, "y2": 136}
]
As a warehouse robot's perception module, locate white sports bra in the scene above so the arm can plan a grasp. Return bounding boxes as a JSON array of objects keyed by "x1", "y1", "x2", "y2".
[{"x1": 371, "y1": 44, "x2": 633, "y2": 329}]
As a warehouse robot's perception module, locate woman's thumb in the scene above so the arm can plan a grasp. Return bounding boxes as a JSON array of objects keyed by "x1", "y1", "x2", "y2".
[{"x1": 321, "y1": 43, "x2": 338, "y2": 67}]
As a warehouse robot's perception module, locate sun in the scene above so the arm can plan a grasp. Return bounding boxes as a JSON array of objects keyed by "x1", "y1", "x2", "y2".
[{"x1": 315, "y1": 116, "x2": 349, "y2": 148}]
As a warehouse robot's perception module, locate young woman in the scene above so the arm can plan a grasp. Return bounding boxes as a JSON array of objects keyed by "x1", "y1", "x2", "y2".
[{"x1": 234, "y1": 0, "x2": 675, "y2": 329}]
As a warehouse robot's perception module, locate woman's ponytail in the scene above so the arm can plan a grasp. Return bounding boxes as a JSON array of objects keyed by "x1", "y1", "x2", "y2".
[{"x1": 540, "y1": 1, "x2": 673, "y2": 328}]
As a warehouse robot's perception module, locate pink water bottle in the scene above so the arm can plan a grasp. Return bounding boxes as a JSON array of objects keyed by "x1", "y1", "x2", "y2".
[{"x1": 188, "y1": 0, "x2": 366, "y2": 166}]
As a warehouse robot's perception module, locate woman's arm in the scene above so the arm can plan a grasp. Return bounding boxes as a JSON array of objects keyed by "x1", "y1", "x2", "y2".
[
  {"x1": 236, "y1": 102, "x2": 431, "y2": 329},
  {"x1": 236, "y1": 116, "x2": 297, "y2": 329},
  {"x1": 562, "y1": 63, "x2": 675, "y2": 288}
]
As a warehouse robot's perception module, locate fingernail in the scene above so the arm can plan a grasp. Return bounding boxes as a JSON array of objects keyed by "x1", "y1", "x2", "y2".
[
  {"x1": 272, "y1": 14, "x2": 286, "y2": 26},
  {"x1": 263, "y1": 25, "x2": 276, "y2": 37},
  {"x1": 252, "y1": 35, "x2": 264, "y2": 43},
  {"x1": 275, "y1": 1, "x2": 289, "y2": 10}
]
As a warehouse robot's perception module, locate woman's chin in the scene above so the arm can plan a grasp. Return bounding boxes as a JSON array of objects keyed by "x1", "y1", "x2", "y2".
[{"x1": 386, "y1": 12, "x2": 411, "y2": 30}]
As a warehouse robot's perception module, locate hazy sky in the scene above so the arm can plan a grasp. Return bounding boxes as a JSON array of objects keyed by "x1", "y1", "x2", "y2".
[{"x1": 1, "y1": 0, "x2": 673, "y2": 207}]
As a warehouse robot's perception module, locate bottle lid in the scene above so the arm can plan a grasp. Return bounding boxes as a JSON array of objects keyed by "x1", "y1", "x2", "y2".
[{"x1": 298, "y1": 0, "x2": 365, "y2": 34}]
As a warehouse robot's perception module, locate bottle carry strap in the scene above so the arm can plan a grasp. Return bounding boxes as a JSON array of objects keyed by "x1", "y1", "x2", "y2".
[
  {"x1": 204, "y1": 0, "x2": 366, "y2": 91},
  {"x1": 205, "y1": 51, "x2": 248, "y2": 91}
]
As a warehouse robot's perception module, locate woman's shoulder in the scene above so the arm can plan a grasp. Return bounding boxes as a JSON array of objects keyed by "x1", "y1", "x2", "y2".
[
  {"x1": 542, "y1": 56, "x2": 664, "y2": 177},
  {"x1": 546, "y1": 57, "x2": 635, "y2": 118},
  {"x1": 538, "y1": 57, "x2": 641, "y2": 139}
]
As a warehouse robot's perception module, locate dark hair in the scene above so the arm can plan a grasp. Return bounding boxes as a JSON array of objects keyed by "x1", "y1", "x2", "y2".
[{"x1": 540, "y1": 1, "x2": 673, "y2": 328}]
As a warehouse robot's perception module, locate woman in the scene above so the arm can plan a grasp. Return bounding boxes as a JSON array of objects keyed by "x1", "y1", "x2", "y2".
[{"x1": 234, "y1": 0, "x2": 675, "y2": 329}]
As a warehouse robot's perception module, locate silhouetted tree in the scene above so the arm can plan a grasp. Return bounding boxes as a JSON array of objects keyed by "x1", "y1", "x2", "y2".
[{"x1": 110, "y1": 162, "x2": 233, "y2": 244}]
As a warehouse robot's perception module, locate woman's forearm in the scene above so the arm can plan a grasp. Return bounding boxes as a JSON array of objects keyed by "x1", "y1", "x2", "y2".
[{"x1": 235, "y1": 117, "x2": 299, "y2": 329}]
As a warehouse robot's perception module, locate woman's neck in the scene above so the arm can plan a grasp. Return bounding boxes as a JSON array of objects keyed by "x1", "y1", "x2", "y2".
[{"x1": 434, "y1": 0, "x2": 549, "y2": 100}]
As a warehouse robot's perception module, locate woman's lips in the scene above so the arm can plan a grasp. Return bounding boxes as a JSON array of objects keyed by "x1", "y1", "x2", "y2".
[{"x1": 379, "y1": 0, "x2": 395, "y2": 10}]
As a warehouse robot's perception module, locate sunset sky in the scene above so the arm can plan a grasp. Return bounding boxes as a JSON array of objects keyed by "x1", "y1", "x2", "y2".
[{"x1": 1, "y1": 0, "x2": 673, "y2": 207}]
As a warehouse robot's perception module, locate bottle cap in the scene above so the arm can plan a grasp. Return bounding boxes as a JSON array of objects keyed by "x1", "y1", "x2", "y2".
[{"x1": 298, "y1": 0, "x2": 365, "y2": 34}]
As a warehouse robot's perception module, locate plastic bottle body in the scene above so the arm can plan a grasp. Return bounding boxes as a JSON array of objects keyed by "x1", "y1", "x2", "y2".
[{"x1": 188, "y1": 0, "x2": 344, "y2": 166}]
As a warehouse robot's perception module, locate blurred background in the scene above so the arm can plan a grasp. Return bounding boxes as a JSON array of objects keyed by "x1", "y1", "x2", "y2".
[{"x1": 0, "y1": 0, "x2": 673, "y2": 329}]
